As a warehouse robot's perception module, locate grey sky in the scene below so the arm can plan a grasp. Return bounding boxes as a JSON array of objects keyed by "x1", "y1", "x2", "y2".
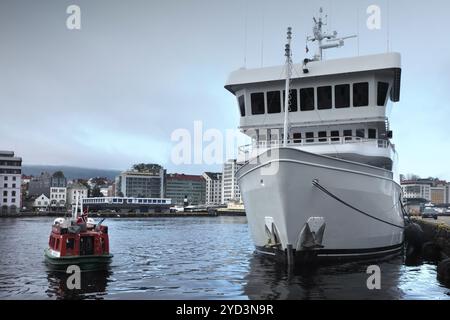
[{"x1": 1, "y1": 0, "x2": 449, "y2": 179}]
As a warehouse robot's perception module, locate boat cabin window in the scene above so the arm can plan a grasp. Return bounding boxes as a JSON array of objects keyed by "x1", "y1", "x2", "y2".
[
  {"x1": 368, "y1": 129, "x2": 377, "y2": 139},
  {"x1": 251, "y1": 92, "x2": 265, "y2": 115},
  {"x1": 305, "y1": 132, "x2": 314, "y2": 143},
  {"x1": 356, "y1": 129, "x2": 365, "y2": 138},
  {"x1": 300, "y1": 88, "x2": 315, "y2": 111},
  {"x1": 293, "y1": 133, "x2": 302, "y2": 143},
  {"x1": 377, "y1": 82, "x2": 390, "y2": 106},
  {"x1": 344, "y1": 130, "x2": 353, "y2": 141},
  {"x1": 317, "y1": 86, "x2": 332, "y2": 110},
  {"x1": 283, "y1": 89, "x2": 298, "y2": 112},
  {"x1": 335, "y1": 84, "x2": 350, "y2": 108},
  {"x1": 331, "y1": 131, "x2": 340, "y2": 142},
  {"x1": 238, "y1": 95, "x2": 246, "y2": 116},
  {"x1": 353, "y1": 82, "x2": 369, "y2": 107},
  {"x1": 267, "y1": 91, "x2": 281, "y2": 114},
  {"x1": 55, "y1": 239, "x2": 60, "y2": 250},
  {"x1": 318, "y1": 131, "x2": 327, "y2": 142},
  {"x1": 66, "y1": 238, "x2": 75, "y2": 250}
]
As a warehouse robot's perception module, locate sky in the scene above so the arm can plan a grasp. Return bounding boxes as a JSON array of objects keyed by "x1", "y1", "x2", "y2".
[{"x1": 0, "y1": 0, "x2": 449, "y2": 179}]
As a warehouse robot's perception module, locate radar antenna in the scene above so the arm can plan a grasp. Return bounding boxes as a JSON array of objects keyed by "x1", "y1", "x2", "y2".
[{"x1": 306, "y1": 7, "x2": 357, "y2": 60}]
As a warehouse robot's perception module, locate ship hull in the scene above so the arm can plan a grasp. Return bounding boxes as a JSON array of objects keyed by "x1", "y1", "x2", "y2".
[{"x1": 237, "y1": 148, "x2": 404, "y2": 263}]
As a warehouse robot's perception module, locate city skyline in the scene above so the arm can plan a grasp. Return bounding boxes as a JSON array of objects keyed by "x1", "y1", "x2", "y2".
[{"x1": 1, "y1": 0, "x2": 450, "y2": 179}]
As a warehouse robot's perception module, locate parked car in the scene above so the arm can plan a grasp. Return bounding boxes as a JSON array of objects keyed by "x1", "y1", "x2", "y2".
[{"x1": 422, "y1": 207, "x2": 438, "y2": 220}]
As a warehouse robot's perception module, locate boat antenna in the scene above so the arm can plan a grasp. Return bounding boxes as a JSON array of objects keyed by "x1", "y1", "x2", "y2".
[
  {"x1": 307, "y1": 7, "x2": 357, "y2": 61},
  {"x1": 283, "y1": 27, "x2": 293, "y2": 147}
]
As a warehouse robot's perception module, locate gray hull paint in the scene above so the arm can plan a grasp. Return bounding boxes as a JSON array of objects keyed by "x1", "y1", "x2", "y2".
[{"x1": 237, "y1": 148, "x2": 404, "y2": 257}]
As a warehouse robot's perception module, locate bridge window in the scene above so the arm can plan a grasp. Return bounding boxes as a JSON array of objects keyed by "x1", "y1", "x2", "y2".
[
  {"x1": 300, "y1": 88, "x2": 315, "y2": 111},
  {"x1": 368, "y1": 129, "x2": 377, "y2": 139},
  {"x1": 317, "y1": 86, "x2": 332, "y2": 110},
  {"x1": 335, "y1": 84, "x2": 350, "y2": 108},
  {"x1": 267, "y1": 91, "x2": 281, "y2": 114},
  {"x1": 305, "y1": 132, "x2": 314, "y2": 143},
  {"x1": 318, "y1": 131, "x2": 327, "y2": 142},
  {"x1": 331, "y1": 131, "x2": 340, "y2": 142},
  {"x1": 344, "y1": 129, "x2": 353, "y2": 141},
  {"x1": 377, "y1": 82, "x2": 389, "y2": 106},
  {"x1": 356, "y1": 129, "x2": 365, "y2": 138},
  {"x1": 251, "y1": 93, "x2": 265, "y2": 115},
  {"x1": 238, "y1": 95, "x2": 245, "y2": 116},
  {"x1": 283, "y1": 89, "x2": 298, "y2": 112},
  {"x1": 293, "y1": 133, "x2": 302, "y2": 143},
  {"x1": 353, "y1": 82, "x2": 369, "y2": 107}
]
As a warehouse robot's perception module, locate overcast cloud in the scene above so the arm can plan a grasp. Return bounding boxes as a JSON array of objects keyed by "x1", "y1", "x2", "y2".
[{"x1": 1, "y1": 0, "x2": 449, "y2": 179}]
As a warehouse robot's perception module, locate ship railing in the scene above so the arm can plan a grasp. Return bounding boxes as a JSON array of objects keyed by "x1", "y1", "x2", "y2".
[{"x1": 238, "y1": 137, "x2": 392, "y2": 155}]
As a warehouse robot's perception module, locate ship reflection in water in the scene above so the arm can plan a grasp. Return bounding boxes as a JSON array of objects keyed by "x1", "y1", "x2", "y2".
[
  {"x1": 0, "y1": 217, "x2": 448, "y2": 300},
  {"x1": 244, "y1": 252, "x2": 449, "y2": 300},
  {"x1": 46, "y1": 269, "x2": 111, "y2": 300}
]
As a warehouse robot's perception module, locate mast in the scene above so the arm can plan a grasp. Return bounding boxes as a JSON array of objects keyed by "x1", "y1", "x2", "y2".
[
  {"x1": 283, "y1": 27, "x2": 293, "y2": 147},
  {"x1": 307, "y1": 7, "x2": 356, "y2": 61}
]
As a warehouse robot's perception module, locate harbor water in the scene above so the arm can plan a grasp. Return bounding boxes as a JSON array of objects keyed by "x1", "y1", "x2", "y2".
[{"x1": 0, "y1": 216, "x2": 449, "y2": 300}]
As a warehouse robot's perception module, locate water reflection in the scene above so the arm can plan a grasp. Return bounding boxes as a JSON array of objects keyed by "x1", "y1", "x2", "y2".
[
  {"x1": 46, "y1": 269, "x2": 111, "y2": 300},
  {"x1": 243, "y1": 253, "x2": 407, "y2": 300}
]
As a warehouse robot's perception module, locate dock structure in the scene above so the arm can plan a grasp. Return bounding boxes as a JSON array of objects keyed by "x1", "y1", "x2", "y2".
[{"x1": 82, "y1": 197, "x2": 172, "y2": 213}]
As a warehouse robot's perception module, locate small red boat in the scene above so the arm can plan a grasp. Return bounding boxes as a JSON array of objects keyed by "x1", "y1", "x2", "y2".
[{"x1": 44, "y1": 194, "x2": 113, "y2": 268}]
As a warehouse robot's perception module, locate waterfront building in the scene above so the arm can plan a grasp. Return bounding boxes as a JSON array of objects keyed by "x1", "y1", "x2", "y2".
[
  {"x1": 67, "y1": 182, "x2": 89, "y2": 206},
  {"x1": 221, "y1": 159, "x2": 243, "y2": 204},
  {"x1": 50, "y1": 187, "x2": 67, "y2": 210},
  {"x1": 203, "y1": 172, "x2": 222, "y2": 205},
  {"x1": 28, "y1": 172, "x2": 51, "y2": 197},
  {"x1": 0, "y1": 151, "x2": 22, "y2": 214},
  {"x1": 165, "y1": 174, "x2": 206, "y2": 206},
  {"x1": 33, "y1": 194, "x2": 50, "y2": 211},
  {"x1": 401, "y1": 178, "x2": 449, "y2": 205},
  {"x1": 83, "y1": 196, "x2": 172, "y2": 213},
  {"x1": 401, "y1": 181, "x2": 431, "y2": 202},
  {"x1": 115, "y1": 164, "x2": 165, "y2": 198}
]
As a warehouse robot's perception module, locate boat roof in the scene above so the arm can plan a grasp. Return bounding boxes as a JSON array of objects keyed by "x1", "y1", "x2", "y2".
[{"x1": 225, "y1": 52, "x2": 401, "y2": 101}]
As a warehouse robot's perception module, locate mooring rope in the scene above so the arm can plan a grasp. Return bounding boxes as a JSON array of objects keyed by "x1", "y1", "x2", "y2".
[{"x1": 312, "y1": 179, "x2": 405, "y2": 229}]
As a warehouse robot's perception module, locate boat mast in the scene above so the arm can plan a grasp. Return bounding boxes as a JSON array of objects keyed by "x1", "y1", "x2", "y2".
[
  {"x1": 307, "y1": 7, "x2": 356, "y2": 61},
  {"x1": 283, "y1": 27, "x2": 293, "y2": 147}
]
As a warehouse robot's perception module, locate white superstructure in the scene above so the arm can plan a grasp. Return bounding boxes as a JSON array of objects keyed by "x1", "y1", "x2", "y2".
[{"x1": 225, "y1": 9, "x2": 405, "y2": 263}]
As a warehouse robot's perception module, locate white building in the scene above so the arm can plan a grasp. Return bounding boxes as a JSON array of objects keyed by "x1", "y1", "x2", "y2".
[
  {"x1": 67, "y1": 183, "x2": 88, "y2": 206},
  {"x1": 221, "y1": 159, "x2": 243, "y2": 204},
  {"x1": 402, "y1": 183, "x2": 431, "y2": 201},
  {"x1": 203, "y1": 172, "x2": 222, "y2": 205},
  {"x1": 0, "y1": 151, "x2": 22, "y2": 214},
  {"x1": 50, "y1": 187, "x2": 67, "y2": 209},
  {"x1": 33, "y1": 194, "x2": 50, "y2": 211}
]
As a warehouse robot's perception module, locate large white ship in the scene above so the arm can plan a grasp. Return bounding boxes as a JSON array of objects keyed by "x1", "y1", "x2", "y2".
[{"x1": 225, "y1": 9, "x2": 405, "y2": 264}]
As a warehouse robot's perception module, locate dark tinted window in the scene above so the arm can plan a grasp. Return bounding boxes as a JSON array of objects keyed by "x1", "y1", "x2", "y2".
[
  {"x1": 331, "y1": 131, "x2": 340, "y2": 142},
  {"x1": 377, "y1": 82, "x2": 389, "y2": 106},
  {"x1": 238, "y1": 95, "x2": 245, "y2": 117},
  {"x1": 368, "y1": 129, "x2": 377, "y2": 139},
  {"x1": 318, "y1": 131, "x2": 327, "y2": 142},
  {"x1": 306, "y1": 132, "x2": 314, "y2": 143},
  {"x1": 267, "y1": 91, "x2": 281, "y2": 114},
  {"x1": 353, "y1": 82, "x2": 369, "y2": 107},
  {"x1": 356, "y1": 129, "x2": 365, "y2": 138},
  {"x1": 344, "y1": 130, "x2": 353, "y2": 141},
  {"x1": 335, "y1": 84, "x2": 350, "y2": 108},
  {"x1": 300, "y1": 88, "x2": 315, "y2": 111},
  {"x1": 293, "y1": 133, "x2": 302, "y2": 143},
  {"x1": 317, "y1": 86, "x2": 332, "y2": 110},
  {"x1": 283, "y1": 90, "x2": 298, "y2": 112},
  {"x1": 251, "y1": 93, "x2": 265, "y2": 115}
]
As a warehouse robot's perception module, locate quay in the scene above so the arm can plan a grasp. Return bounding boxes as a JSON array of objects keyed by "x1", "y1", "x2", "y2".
[{"x1": 0, "y1": 210, "x2": 246, "y2": 218}]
